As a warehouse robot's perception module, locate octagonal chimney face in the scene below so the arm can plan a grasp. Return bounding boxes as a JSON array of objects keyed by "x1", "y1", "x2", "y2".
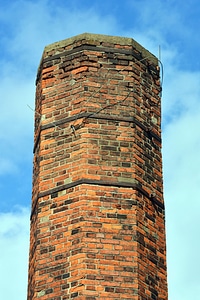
[{"x1": 27, "y1": 33, "x2": 168, "y2": 300}]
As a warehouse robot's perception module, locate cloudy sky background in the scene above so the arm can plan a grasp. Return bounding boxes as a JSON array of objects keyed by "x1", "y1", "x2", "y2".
[{"x1": 0, "y1": 0, "x2": 200, "y2": 299}]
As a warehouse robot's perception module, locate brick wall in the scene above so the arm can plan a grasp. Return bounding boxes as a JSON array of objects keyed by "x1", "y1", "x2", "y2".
[{"x1": 27, "y1": 33, "x2": 168, "y2": 299}]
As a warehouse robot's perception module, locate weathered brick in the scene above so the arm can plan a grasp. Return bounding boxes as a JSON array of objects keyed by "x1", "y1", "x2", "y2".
[{"x1": 27, "y1": 33, "x2": 168, "y2": 300}]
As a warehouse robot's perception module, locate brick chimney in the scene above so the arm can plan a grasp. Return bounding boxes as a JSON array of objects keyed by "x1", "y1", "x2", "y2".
[{"x1": 27, "y1": 33, "x2": 168, "y2": 299}]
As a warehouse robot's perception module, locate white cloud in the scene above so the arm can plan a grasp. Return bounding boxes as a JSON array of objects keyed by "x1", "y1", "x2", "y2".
[
  {"x1": 0, "y1": 76, "x2": 34, "y2": 177},
  {"x1": 163, "y1": 91, "x2": 200, "y2": 300},
  {"x1": 1, "y1": 1, "x2": 200, "y2": 299},
  {"x1": 0, "y1": 207, "x2": 30, "y2": 299},
  {"x1": 162, "y1": 68, "x2": 200, "y2": 124}
]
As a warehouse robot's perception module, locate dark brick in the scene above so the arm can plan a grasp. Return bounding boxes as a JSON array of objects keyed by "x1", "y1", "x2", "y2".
[
  {"x1": 117, "y1": 214, "x2": 127, "y2": 219},
  {"x1": 71, "y1": 228, "x2": 80, "y2": 235}
]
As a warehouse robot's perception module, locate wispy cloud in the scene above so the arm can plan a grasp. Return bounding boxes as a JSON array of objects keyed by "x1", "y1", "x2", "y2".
[
  {"x1": 0, "y1": 207, "x2": 30, "y2": 299},
  {"x1": 1, "y1": 0, "x2": 200, "y2": 299}
]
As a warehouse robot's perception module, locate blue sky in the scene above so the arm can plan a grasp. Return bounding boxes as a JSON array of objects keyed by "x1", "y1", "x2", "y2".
[{"x1": 0, "y1": 0, "x2": 200, "y2": 299}]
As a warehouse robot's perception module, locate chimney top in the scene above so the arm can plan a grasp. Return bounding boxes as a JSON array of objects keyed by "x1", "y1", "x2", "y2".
[{"x1": 43, "y1": 32, "x2": 158, "y2": 64}]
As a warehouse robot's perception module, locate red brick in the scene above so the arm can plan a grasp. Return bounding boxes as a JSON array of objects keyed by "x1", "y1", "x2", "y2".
[{"x1": 27, "y1": 33, "x2": 168, "y2": 300}]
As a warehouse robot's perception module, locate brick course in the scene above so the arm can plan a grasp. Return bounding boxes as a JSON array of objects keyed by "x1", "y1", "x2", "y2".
[{"x1": 27, "y1": 33, "x2": 168, "y2": 299}]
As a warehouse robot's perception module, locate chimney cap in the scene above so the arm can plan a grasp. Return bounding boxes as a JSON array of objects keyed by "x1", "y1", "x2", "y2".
[{"x1": 43, "y1": 32, "x2": 158, "y2": 64}]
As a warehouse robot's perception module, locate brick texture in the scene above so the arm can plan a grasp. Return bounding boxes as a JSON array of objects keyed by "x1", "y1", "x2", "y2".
[{"x1": 27, "y1": 33, "x2": 168, "y2": 299}]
